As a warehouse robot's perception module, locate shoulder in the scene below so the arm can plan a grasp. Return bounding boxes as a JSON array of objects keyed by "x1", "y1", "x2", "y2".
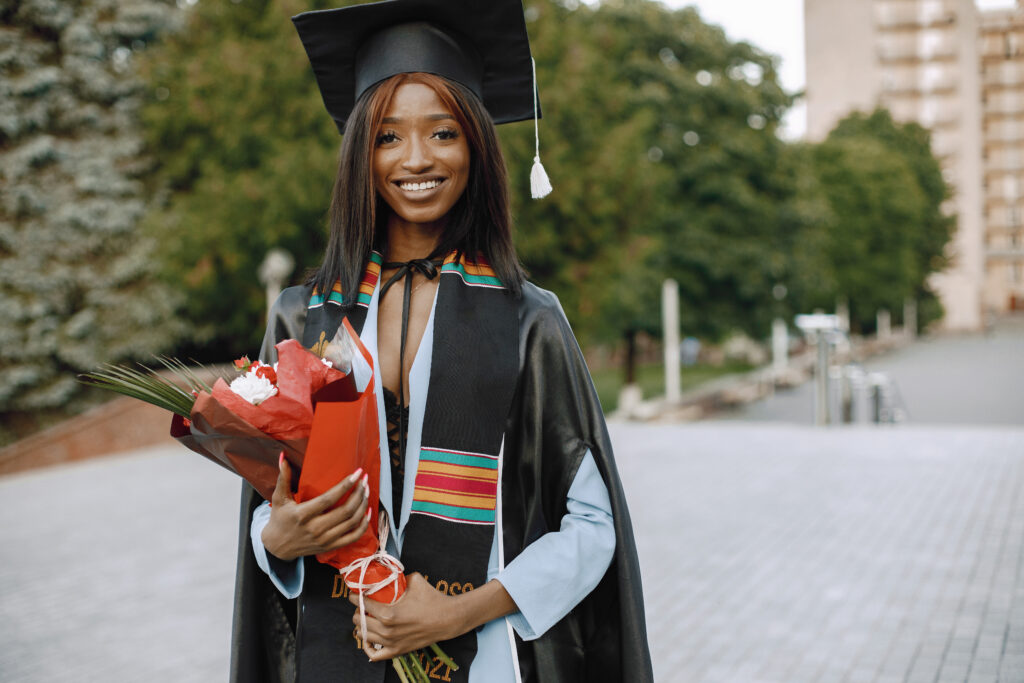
[
  {"x1": 260, "y1": 284, "x2": 313, "y2": 363},
  {"x1": 518, "y1": 281, "x2": 567, "y2": 322},
  {"x1": 269, "y1": 284, "x2": 313, "y2": 318},
  {"x1": 517, "y1": 281, "x2": 581, "y2": 353}
]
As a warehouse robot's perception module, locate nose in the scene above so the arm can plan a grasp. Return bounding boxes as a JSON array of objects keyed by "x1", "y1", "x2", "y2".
[{"x1": 401, "y1": 136, "x2": 432, "y2": 173}]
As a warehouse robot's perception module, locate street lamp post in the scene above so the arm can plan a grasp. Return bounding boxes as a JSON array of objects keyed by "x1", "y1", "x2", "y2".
[{"x1": 258, "y1": 248, "x2": 295, "y2": 316}]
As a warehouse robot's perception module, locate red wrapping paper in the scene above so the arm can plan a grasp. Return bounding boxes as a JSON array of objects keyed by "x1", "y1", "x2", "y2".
[
  {"x1": 171, "y1": 338, "x2": 347, "y2": 500},
  {"x1": 295, "y1": 319, "x2": 406, "y2": 604},
  {"x1": 172, "y1": 319, "x2": 405, "y2": 604}
]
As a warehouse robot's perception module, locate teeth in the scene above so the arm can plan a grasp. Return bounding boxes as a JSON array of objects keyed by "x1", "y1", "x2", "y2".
[{"x1": 399, "y1": 179, "x2": 442, "y2": 192}]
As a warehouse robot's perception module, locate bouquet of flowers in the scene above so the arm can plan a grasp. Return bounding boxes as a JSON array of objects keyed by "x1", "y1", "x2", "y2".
[{"x1": 79, "y1": 321, "x2": 455, "y2": 681}]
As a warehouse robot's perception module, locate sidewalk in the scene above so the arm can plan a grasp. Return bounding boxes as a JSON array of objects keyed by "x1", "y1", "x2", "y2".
[
  {"x1": 2, "y1": 422, "x2": 1023, "y2": 682},
  {"x1": 716, "y1": 315, "x2": 1024, "y2": 426}
]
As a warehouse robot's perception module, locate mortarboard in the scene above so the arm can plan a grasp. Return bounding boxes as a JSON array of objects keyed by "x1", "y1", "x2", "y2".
[
  {"x1": 292, "y1": 0, "x2": 538, "y2": 131},
  {"x1": 292, "y1": 0, "x2": 552, "y2": 198}
]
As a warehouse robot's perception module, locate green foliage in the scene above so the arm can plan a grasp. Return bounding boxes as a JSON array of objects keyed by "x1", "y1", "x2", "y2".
[
  {"x1": 0, "y1": 0, "x2": 186, "y2": 421},
  {"x1": 502, "y1": 1, "x2": 798, "y2": 345},
  {"x1": 136, "y1": 0, "x2": 953, "y2": 366},
  {"x1": 811, "y1": 109, "x2": 953, "y2": 331},
  {"x1": 140, "y1": 0, "x2": 801, "y2": 357},
  {"x1": 138, "y1": 0, "x2": 344, "y2": 358}
]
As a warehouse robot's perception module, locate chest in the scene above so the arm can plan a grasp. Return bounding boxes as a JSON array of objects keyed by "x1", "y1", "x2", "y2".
[{"x1": 376, "y1": 277, "x2": 438, "y2": 404}]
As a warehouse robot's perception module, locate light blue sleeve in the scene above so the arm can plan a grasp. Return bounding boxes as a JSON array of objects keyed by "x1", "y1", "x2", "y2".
[
  {"x1": 495, "y1": 450, "x2": 615, "y2": 641},
  {"x1": 250, "y1": 501, "x2": 305, "y2": 599}
]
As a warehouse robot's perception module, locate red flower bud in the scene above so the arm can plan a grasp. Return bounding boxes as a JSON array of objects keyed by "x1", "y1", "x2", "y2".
[
  {"x1": 233, "y1": 356, "x2": 251, "y2": 371},
  {"x1": 255, "y1": 365, "x2": 278, "y2": 384}
]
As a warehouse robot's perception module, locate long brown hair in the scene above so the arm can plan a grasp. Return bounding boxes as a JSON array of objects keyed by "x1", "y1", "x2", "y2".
[{"x1": 310, "y1": 72, "x2": 524, "y2": 302}]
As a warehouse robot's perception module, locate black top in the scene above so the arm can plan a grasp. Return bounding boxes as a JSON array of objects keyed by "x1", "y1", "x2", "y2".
[{"x1": 381, "y1": 386, "x2": 407, "y2": 522}]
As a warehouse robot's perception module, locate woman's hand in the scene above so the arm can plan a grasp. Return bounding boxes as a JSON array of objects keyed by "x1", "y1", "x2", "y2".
[
  {"x1": 261, "y1": 454, "x2": 371, "y2": 561},
  {"x1": 350, "y1": 573, "x2": 518, "y2": 660}
]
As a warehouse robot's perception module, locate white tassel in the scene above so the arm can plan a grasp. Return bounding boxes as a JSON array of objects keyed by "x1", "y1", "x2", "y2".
[
  {"x1": 529, "y1": 58, "x2": 552, "y2": 199},
  {"x1": 530, "y1": 154, "x2": 552, "y2": 199}
]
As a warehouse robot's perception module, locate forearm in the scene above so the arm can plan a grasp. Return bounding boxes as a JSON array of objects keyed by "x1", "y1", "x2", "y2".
[{"x1": 447, "y1": 579, "x2": 518, "y2": 638}]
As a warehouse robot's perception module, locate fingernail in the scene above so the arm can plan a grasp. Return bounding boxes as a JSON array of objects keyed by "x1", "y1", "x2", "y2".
[
  {"x1": 366, "y1": 507, "x2": 373, "y2": 520},
  {"x1": 279, "y1": 453, "x2": 284, "y2": 467},
  {"x1": 351, "y1": 467, "x2": 364, "y2": 481},
  {"x1": 361, "y1": 473, "x2": 369, "y2": 488}
]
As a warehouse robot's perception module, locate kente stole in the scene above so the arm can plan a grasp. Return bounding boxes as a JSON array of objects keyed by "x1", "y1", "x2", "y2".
[{"x1": 295, "y1": 251, "x2": 519, "y2": 683}]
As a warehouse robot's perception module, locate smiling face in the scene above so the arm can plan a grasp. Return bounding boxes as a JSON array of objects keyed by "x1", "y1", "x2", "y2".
[{"x1": 372, "y1": 82, "x2": 471, "y2": 233}]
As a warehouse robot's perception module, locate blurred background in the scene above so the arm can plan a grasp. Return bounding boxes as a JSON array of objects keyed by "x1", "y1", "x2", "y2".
[
  {"x1": 1, "y1": 1, "x2": 1022, "y2": 681},
  {"x1": 1, "y1": 0, "x2": 1022, "y2": 436}
]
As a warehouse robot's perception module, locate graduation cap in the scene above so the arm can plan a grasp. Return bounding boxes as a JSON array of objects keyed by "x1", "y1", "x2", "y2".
[{"x1": 292, "y1": 0, "x2": 552, "y2": 198}]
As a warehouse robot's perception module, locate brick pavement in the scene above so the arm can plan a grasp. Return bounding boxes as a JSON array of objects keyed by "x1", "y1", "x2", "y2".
[
  {"x1": 620, "y1": 423, "x2": 1024, "y2": 683},
  {"x1": 2, "y1": 423, "x2": 1023, "y2": 682},
  {"x1": 0, "y1": 449, "x2": 239, "y2": 682}
]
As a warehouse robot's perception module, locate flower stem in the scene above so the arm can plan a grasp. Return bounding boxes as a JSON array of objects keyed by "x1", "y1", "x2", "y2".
[
  {"x1": 407, "y1": 651, "x2": 430, "y2": 682},
  {"x1": 392, "y1": 657, "x2": 411, "y2": 683},
  {"x1": 429, "y1": 642, "x2": 459, "y2": 671}
]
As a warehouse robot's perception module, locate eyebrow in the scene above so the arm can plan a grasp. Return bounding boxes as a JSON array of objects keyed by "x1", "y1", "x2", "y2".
[{"x1": 381, "y1": 113, "x2": 456, "y2": 124}]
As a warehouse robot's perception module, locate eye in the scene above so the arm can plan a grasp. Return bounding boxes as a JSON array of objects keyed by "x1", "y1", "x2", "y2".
[
  {"x1": 432, "y1": 127, "x2": 460, "y2": 141},
  {"x1": 376, "y1": 131, "x2": 398, "y2": 145}
]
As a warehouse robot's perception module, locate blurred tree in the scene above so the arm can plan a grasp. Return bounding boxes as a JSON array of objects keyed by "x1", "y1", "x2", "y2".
[
  {"x1": 0, "y1": 0, "x2": 185, "y2": 438},
  {"x1": 825, "y1": 108, "x2": 953, "y2": 329},
  {"x1": 151, "y1": 1, "x2": 950, "y2": 377},
  {"x1": 500, "y1": 0, "x2": 673, "y2": 350},
  {"x1": 810, "y1": 137, "x2": 923, "y2": 331},
  {"x1": 138, "y1": 0, "x2": 343, "y2": 360},
  {"x1": 502, "y1": 0, "x2": 800, "y2": 381}
]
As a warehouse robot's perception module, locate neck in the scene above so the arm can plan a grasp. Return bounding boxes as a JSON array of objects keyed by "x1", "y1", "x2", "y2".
[{"x1": 385, "y1": 213, "x2": 445, "y2": 263}]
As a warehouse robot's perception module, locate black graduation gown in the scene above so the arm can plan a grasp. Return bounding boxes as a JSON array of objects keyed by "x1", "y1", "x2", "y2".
[{"x1": 229, "y1": 282, "x2": 653, "y2": 683}]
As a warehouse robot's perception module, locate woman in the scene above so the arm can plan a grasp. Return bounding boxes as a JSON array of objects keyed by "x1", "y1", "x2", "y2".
[{"x1": 231, "y1": 2, "x2": 652, "y2": 682}]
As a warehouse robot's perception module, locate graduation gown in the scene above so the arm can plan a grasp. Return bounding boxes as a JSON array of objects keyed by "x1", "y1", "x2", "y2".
[{"x1": 229, "y1": 279, "x2": 653, "y2": 683}]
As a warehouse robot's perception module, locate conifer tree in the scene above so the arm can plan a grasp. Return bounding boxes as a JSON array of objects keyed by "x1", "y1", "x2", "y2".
[{"x1": 0, "y1": 0, "x2": 185, "y2": 438}]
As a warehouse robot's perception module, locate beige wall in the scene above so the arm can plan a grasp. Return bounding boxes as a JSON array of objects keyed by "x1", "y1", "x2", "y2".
[
  {"x1": 980, "y1": 4, "x2": 1024, "y2": 312},
  {"x1": 804, "y1": 0, "x2": 880, "y2": 141},
  {"x1": 930, "y1": 0, "x2": 985, "y2": 330}
]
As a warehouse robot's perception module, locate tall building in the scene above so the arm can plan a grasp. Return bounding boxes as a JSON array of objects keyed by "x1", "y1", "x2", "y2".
[
  {"x1": 805, "y1": 0, "x2": 1024, "y2": 330},
  {"x1": 980, "y1": 5, "x2": 1024, "y2": 311}
]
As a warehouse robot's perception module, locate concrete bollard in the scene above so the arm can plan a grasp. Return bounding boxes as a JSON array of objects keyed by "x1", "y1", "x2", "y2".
[
  {"x1": 662, "y1": 279, "x2": 681, "y2": 404},
  {"x1": 877, "y1": 309, "x2": 891, "y2": 341}
]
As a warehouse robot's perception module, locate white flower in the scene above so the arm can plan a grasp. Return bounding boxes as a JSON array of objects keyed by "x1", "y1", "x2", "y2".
[{"x1": 229, "y1": 370, "x2": 278, "y2": 405}]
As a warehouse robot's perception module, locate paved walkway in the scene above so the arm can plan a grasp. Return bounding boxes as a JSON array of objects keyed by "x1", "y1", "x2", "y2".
[
  {"x1": 3, "y1": 421, "x2": 1023, "y2": 682},
  {"x1": 0, "y1": 451, "x2": 239, "y2": 682},
  {"x1": 621, "y1": 423, "x2": 1024, "y2": 683},
  {"x1": 717, "y1": 316, "x2": 1024, "y2": 426}
]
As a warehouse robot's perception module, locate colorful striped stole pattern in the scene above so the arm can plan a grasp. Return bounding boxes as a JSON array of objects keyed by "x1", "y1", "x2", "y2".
[
  {"x1": 440, "y1": 253, "x2": 504, "y2": 289},
  {"x1": 307, "y1": 251, "x2": 382, "y2": 309},
  {"x1": 410, "y1": 447, "x2": 499, "y2": 525}
]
